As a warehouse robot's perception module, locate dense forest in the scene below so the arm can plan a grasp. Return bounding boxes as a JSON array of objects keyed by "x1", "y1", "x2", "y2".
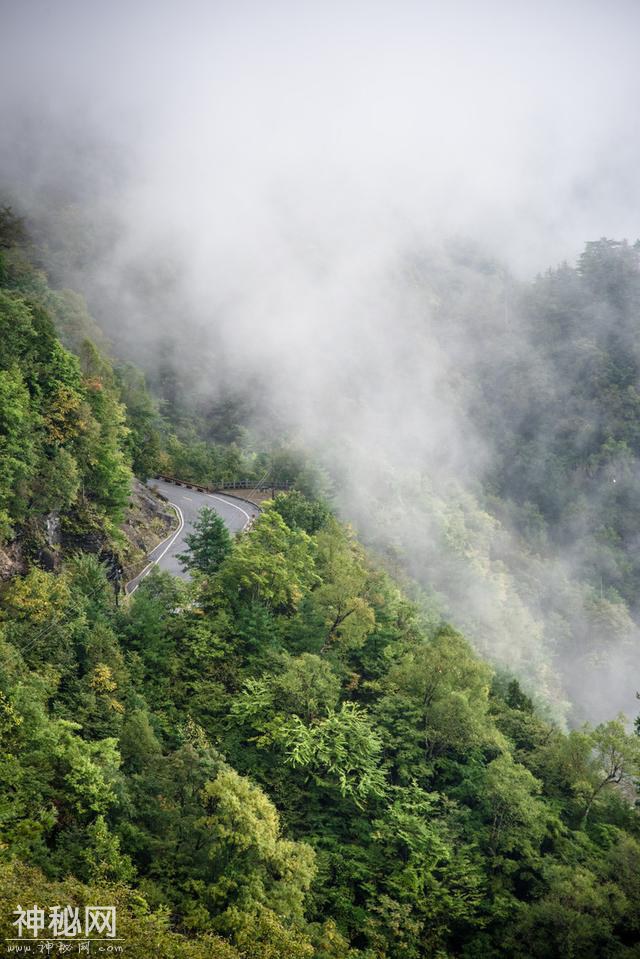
[
  {"x1": 1, "y1": 212, "x2": 640, "y2": 958},
  {"x1": 324, "y1": 239, "x2": 640, "y2": 725}
]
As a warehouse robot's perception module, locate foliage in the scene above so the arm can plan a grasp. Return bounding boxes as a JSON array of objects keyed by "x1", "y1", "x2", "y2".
[
  {"x1": 178, "y1": 506, "x2": 232, "y2": 575},
  {"x1": 271, "y1": 490, "x2": 330, "y2": 535},
  {"x1": 2, "y1": 218, "x2": 640, "y2": 957},
  {"x1": 0, "y1": 269, "x2": 133, "y2": 553},
  {"x1": 2, "y1": 491, "x2": 638, "y2": 957}
]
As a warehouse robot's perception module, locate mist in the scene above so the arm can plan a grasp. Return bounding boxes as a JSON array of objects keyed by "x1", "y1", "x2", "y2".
[{"x1": 2, "y1": 0, "x2": 640, "y2": 721}]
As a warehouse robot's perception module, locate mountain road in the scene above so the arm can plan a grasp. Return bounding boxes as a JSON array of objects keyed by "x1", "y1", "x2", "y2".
[{"x1": 125, "y1": 478, "x2": 259, "y2": 594}]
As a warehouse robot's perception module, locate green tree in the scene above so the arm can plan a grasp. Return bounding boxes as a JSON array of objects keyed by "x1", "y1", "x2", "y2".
[
  {"x1": 580, "y1": 716, "x2": 640, "y2": 823},
  {"x1": 179, "y1": 507, "x2": 232, "y2": 575},
  {"x1": 282, "y1": 702, "x2": 387, "y2": 805},
  {"x1": 377, "y1": 627, "x2": 501, "y2": 781},
  {"x1": 117, "y1": 363, "x2": 162, "y2": 479},
  {"x1": 479, "y1": 753, "x2": 549, "y2": 859},
  {"x1": 0, "y1": 365, "x2": 37, "y2": 535},
  {"x1": 306, "y1": 521, "x2": 377, "y2": 652},
  {"x1": 202, "y1": 767, "x2": 316, "y2": 932},
  {"x1": 366, "y1": 786, "x2": 484, "y2": 958},
  {"x1": 217, "y1": 510, "x2": 318, "y2": 612},
  {"x1": 272, "y1": 490, "x2": 330, "y2": 535}
]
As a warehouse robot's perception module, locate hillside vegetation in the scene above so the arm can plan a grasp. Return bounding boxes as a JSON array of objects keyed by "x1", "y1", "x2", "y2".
[{"x1": 1, "y1": 216, "x2": 640, "y2": 957}]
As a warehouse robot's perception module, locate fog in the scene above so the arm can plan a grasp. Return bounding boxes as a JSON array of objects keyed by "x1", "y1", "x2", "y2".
[{"x1": 2, "y1": 0, "x2": 640, "y2": 721}]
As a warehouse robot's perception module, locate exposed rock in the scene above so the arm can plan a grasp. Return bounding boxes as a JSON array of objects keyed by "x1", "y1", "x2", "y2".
[
  {"x1": 120, "y1": 479, "x2": 175, "y2": 578},
  {"x1": 0, "y1": 541, "x2": 26, "y2": 581},
  {"x1": 0, "y1": 480, "x2": 174, "y2": 585},
  {"x1": 45, "y1": 511, "x2": 61, "y2": 547},
  {"x1": 39, "y1": 547, "x2": 58, "y2": 572}
]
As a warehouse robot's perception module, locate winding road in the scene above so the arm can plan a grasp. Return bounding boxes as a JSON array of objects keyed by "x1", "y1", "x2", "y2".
[{"x1": 126, "y1": 478, "x2": 260, "y2": 594}]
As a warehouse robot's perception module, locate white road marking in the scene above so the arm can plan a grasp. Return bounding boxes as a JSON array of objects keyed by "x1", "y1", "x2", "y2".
[
  {"x1": 207, "y1": 493, "x2": 252, "y2": 529},
  {"x1": 127, "y1": 502, "x2": 185, "y2": 595},
  {"x1": 127, "y1": 482, "x2": 259, "y2": 596}
]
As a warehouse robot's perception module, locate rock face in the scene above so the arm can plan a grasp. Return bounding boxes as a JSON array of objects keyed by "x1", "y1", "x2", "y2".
[
  {"x1": 39, "y1": 512, "x2": 63, "y2": 571},
  {"x1": 45, "y1": 512, "x2": 61, "y2": 548},
  {"x1": 0, "y1": 541, "x2": 25, "y2": 581},
  {"x1": 0, "y1": 479, "x2": 174, "y2": 585},
  {"x1": 0, "y1": 515, "x2": 60, "y2": 581},
  {"x1": 120, "y1": 479, "x2": 175, "y2": 580}
]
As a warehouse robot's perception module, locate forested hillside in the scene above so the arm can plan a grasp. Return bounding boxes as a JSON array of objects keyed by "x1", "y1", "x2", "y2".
[
  {"x1": 473, "y1": 241, "x2": 640, "y2": 602},
  {"x1": 1, "y1": 214, "x2": 640, "y2": 957},
  {"x1": 0, "y1": 208, "x2": 301, "y2": 578},
  {"x1": 327, "y1": 240, "x2": 640, "y2": 725},
  {"x1": 461, "y1": 240, "x2": 640, "y2": 721}
]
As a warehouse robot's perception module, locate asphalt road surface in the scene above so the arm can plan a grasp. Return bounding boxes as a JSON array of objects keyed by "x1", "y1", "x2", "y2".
[{"x1": 126, "y1": 478, "x2": 259, "y2": 594}]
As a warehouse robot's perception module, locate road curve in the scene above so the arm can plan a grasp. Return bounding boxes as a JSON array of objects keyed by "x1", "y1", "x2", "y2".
[{"x1": 126, "y1": 478, "x2": 260, "y2": 594}]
